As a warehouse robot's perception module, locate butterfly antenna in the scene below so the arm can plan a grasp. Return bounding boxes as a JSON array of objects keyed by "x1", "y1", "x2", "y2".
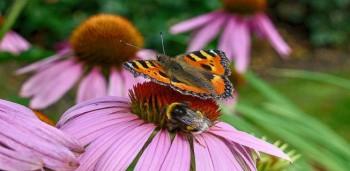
[
  {"x1": 160, "y1": 32, "x2": 166, "y2": 55},
  {"x1": 120, "y1": 40, "x2": 142, "y2": 50}
]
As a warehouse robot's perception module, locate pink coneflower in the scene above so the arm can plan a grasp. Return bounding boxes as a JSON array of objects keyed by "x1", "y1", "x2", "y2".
[
  {"x1": 57, "y1": 82, "x2": 291, "y2": 170},
  {"x1": 17, "y1": 14, "x2": 148, "y2": 109},
  {"x1": 0, "y1": 17, "x2": 30, "y2": 55},
  {"x1": 170, "y1": 0, "x2": 291, "y2": 73},
  {"x1": 0, "y1": 99, "x2": 84, "y2": 170}
]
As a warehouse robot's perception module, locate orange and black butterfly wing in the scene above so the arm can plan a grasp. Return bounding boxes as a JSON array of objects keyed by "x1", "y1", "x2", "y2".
[
  {"x1": 123, "y1": 60, "x2": 170, "y2": 86},
  {"x1": 170, "y1": 76, "x2": 212, "y2": 99},
  {"x1": 170, "y1": 73, "x2": 233, "y2": 100},
  {"x1": 177, "y1": 50, "x2": 231, "y2": 76}
]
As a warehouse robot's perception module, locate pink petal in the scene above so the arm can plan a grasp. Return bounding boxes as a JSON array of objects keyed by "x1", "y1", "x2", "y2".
[
  {"x1": 136, "y1": 49, "x2": 157, "y2": 60},
  {"x1": 0, "y1": 100, "x2": 83, "y2": 154},
  {"x1": 210, "y1": 122, "x2": 291, "y2": 161},
  {"x1": 193, "y1": 135, "x2": 215, "y2": 171},
  {"x1": 57, "y1": 97, "x2": 130, "y2": 128},
  {"x1": 229, "y1": 142, "x2": 257, "y2": 171},
  {"x1": 170, "y1": 10, "x2": 223, "y2": 34},
  {"x1": 135, "y1": 130, "x2": 171, "y2": 171},
  {"x1": 8, "y1": 31, "x2": 30, "y2": 51},
  {"x1": 96, "y1": 124, "x2": 156, "y2": 171},
  {"x1": 0, "y1": 147, "x2": 43, "y2": 171},
  {"x1": 230, "y1": 17, "x2": 251, "y2": 73},
  {"x1": 201, "y1": 133, "x2": 243, "y2": 170},
  {"x1": 0, "y1": 99, "x2": 36, "y2": 118},
  {"x1": 187, "y1": 14, "x2": 227, "y2": 52},
  {"x1": 0, "y1": 31, "x2": 30, "y2": 55},
  {"x1": 76, "y1": 119, "x2": 144, "y2": 171},
  {"x1": 108, "y1": 68, "x2": 124, "y2": 97},
  {"x1": 220, "y1": 91, "x2": 238, "y2": 106},
  {"x1": 77, "y1": 66, "x2": 107, "y2": 103},
  {"x1": 20, "y1": 59, "x2": 76, "y2": 97},
  {"x1": 0, "y1": 120, "x2": 79, "y2": 170},
  {"x1": 29, "y1": 61, "x2": 83, "y2": 109},
  {"x1": 121, "y1": 69, "x2": 144, "y2": 94},
  {"x1": 218, "y1": 17, "x2": 236, "y2": 61},
  {"x1": 109, "y1": 69, "x2": 145, "y2": 97},
  {"x1": 160, "y1": 133, "x2": 191, "y2": 171},
  {"x1": 16, "y1": 48, "x2": 72, "y2": 74},
  {"x1": 63, "y1": 113, "x2": 138, "y2": 145},
  {"x1": 252, "y1": 13, "x2": 291, "y2": 57}
]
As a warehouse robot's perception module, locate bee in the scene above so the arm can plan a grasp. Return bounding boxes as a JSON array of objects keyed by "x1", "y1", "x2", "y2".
[{"x1": 163, "y1": 102, "x2": 212, "y2": 134}]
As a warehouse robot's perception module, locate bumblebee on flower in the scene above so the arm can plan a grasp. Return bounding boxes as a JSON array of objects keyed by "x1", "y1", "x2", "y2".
[{"x1": 57, "y1": 82, "x2": 290, "y2": 170}]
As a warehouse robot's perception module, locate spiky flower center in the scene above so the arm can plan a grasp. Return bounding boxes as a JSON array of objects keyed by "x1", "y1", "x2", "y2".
[
  {"x1": 70, "y1": 14, "x2": 143, "y2": 67},
  {"x1": 129, "y1": 82, "x2": 221, "y2": 131},
  {"x1": 222, "y1": 0, "x2": 266, "y2": 15}
]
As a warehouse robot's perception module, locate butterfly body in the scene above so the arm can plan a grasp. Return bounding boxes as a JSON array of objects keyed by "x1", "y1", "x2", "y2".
[{"x1": 124, "y1": 50, "x2": 233, "y2": 100}]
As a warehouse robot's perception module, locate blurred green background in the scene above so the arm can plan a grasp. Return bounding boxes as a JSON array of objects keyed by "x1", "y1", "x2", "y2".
[{"x1": 0, "y1": 0, "x2": 350, "y2": 170}]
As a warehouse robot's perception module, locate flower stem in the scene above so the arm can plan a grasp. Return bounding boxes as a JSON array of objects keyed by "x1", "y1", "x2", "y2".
[{"x1": 0, "y1": 0, "x2": 29, "y2": 40}]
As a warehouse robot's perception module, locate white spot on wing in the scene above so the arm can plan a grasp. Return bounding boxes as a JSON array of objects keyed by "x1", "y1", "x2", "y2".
[{"x1": 210, "y1": 50, "x2": 217, "y2": 55}]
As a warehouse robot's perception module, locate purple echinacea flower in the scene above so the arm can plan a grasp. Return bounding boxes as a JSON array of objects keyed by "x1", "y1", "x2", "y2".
[
  {"x1": 170, "y1": 0, "x2": 291, "y2": 73},
  {"x1": 57, "y1": 82, "x2": 291, "y2": 170},
  {"x1": 16, "y1": 14, "x2": 150, "y2": 109}
]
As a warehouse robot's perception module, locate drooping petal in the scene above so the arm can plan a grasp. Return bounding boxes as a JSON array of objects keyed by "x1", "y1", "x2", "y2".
[
  {"x1": 0, "y1": 99, "x2": 36, "y2": 118},
  {"x1": 193, "y1": 135, "x2": 215, "y2": 171},
  {"x1": 28, "y1": 60, "x2": 83, "y2": 109},
  {"x1": 2, "y1": 116, "x2": 83, "y2": 153},
  {"x1": 220, "y1": 91, "x2": 238, "y2": 107},
  {"x1": 228, "y1": 142, "x2": 257, "y2": 171},
  {"x1": 77, "y1": 66, "x2": 107, "y2": 103},
  {"x1": 108, "y1": 68, "x2": 124, "y2": 97},
  {"x1": 252, "y1": 13, "x2": 291, "y2": 57},
  {"x1": 9, "y1": 31, "x2": 30, "y2": 51},
  {"x1": 0, "y1": 120, "x2": 79, "y2": 170},
  {"x1": 135, "y1": 130, "x2": 171, "y2": 171},
  {"x1": 230, "y1": 17, "x2": 251, "y2": 73},
  {"x1": 160, "y1": 133, "x2": 191, "y2": 171},
  {"x1": 0, "y1": 100, "x2": 82, "y2": 170},
  {"x1": 96, "y1": 124, "x2": 156, "y2": 171},
  {"x1": 62, "y1": 113, "x2": 138, "y2": 145},
  {"x1": 109, "y1": 68, "x2": 145, "y2": 97},
  {"x1": 57, "y1": 97, "x2": 131, "y2": 128},
  {"x1": 121, "y1": 69, "x2": 144, "y2": 94},
  {"x1": 170, "y1": 10, "x2": 223, "y2": 34},
  {"x1": 16, "y1": 48, "x2": 73, "y2": 75},
  {"x1": 201, "y1": 133, "x2": 244, "y2": 171},
  {"x1": 187, "y1": 13, "x2": 227, "y2": 52},
  {"x1": 136, "y1": 49, "x2": 157, "y2": 60},
  {"x1": 20, "y1": 60, "x2": 76, "y2": 97},
  {"x1": 76, "y1": 119, "x2": 144, "y2": 171},
  {"x1": 0, "y1": 147, "x2": 43, "y2": 171},
  {"x1": 0, "y1": 31, "x2": 30, "y2": 55},
  {"x1": 218, "y1": 16, "x2": 236, "y2": 60},
  {"x1": 210, "y1": 122, "x2": 291, "y2": 161}
]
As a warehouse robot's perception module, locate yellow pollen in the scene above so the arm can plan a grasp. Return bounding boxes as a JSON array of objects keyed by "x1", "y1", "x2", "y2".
[
  {"x1": 222, "y1": 0, "x2": 267, "y2": 15},
  {"x1": 70, "y1": 14, "x2": 144, "y2": 67}
]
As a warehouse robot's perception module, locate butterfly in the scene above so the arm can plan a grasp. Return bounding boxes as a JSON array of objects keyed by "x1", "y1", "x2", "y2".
[{"x1": 123, "y1": 49, "x2": 233, "y2": 100}]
